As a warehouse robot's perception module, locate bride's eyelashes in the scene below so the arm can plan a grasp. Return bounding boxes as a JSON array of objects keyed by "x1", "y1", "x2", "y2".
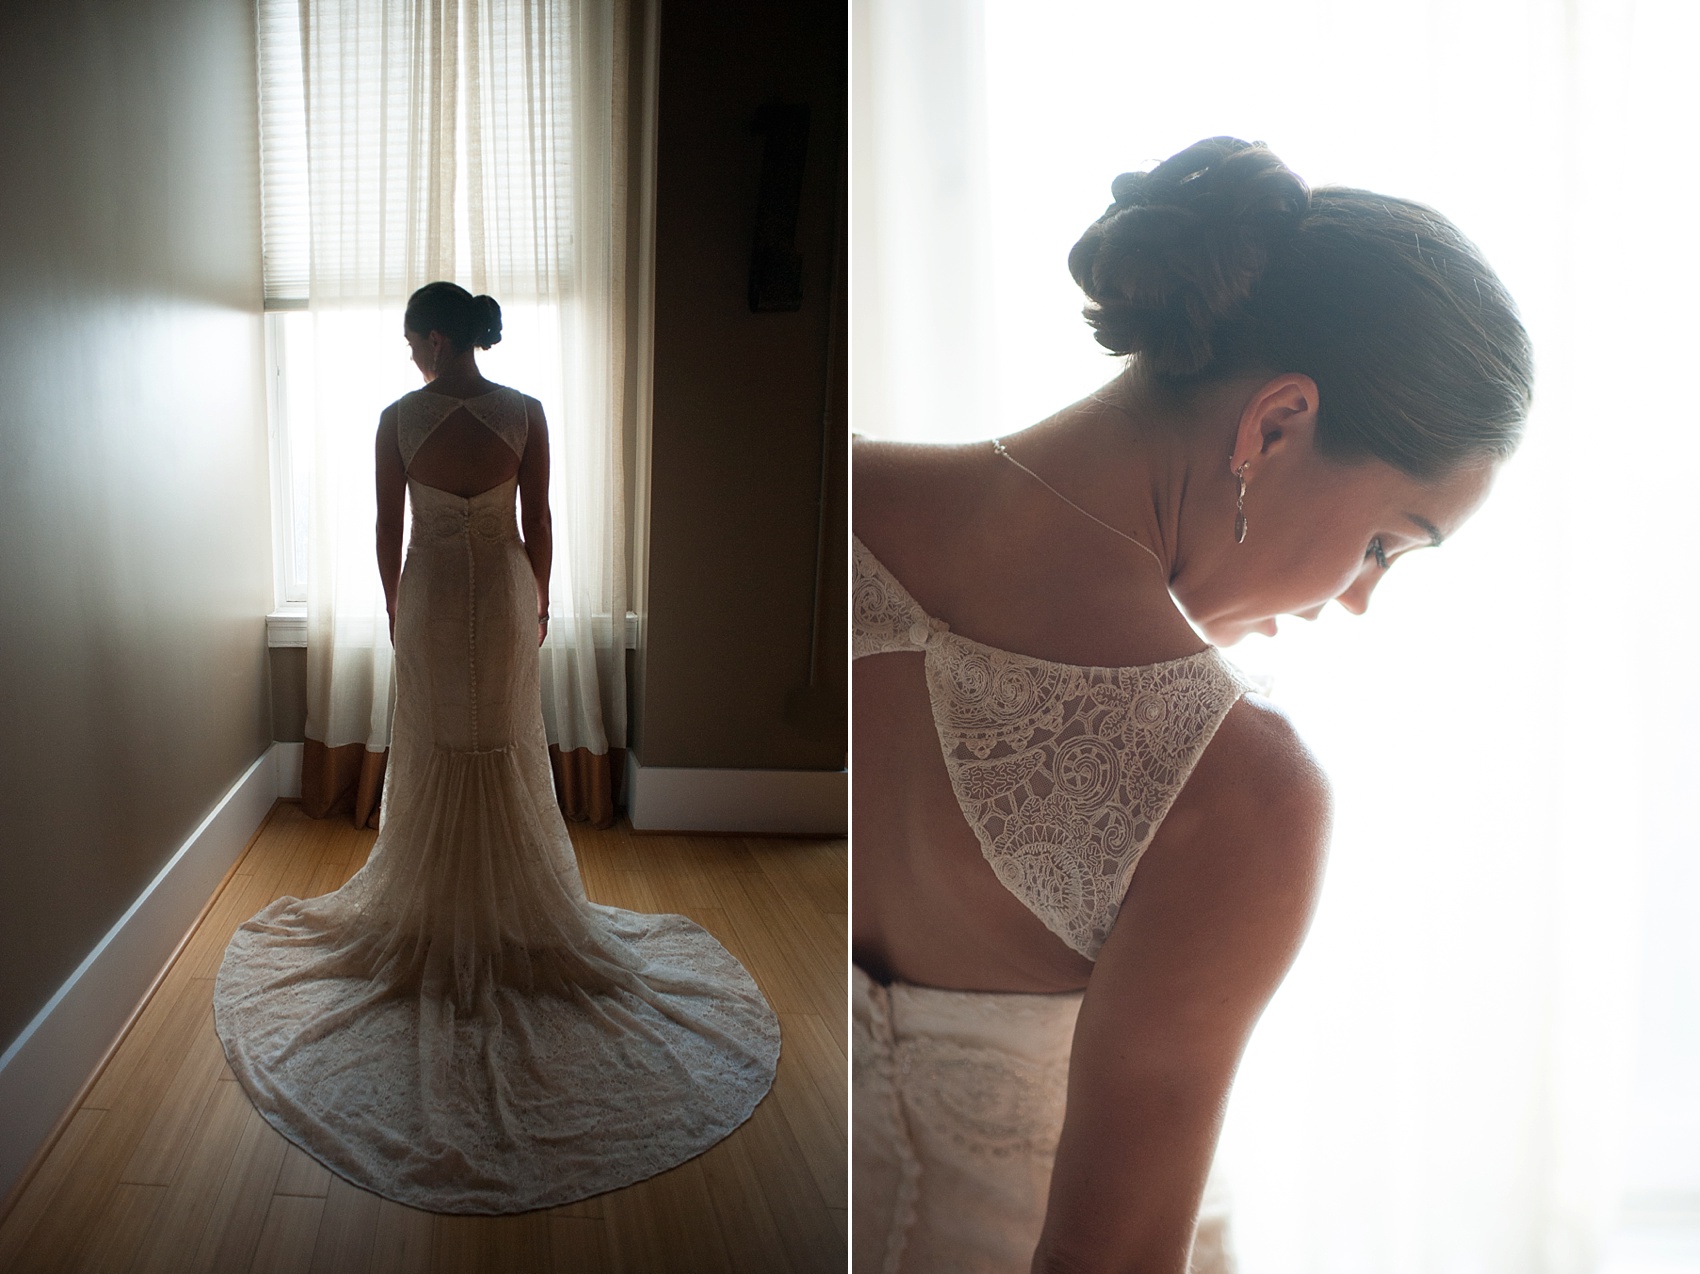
[{"x1": 1366, "y1": 537, "x2": 1389, "y2": 570}]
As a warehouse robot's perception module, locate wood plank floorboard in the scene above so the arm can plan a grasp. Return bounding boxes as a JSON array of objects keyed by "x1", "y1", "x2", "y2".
[
  {"x1": 365, "y1": 1200, "x2": 434, "y2": 1274},
  {"x1": 82, "y1": 1183, "x2": 166, "y2": 1274},
  {"x1": 274, "y1": 1145, "x2": 331, "y2": 1200},
  {"x1": 0, "y1": 1110, "x2": 104, "y2": 1274},
  {"x1": 0, "y1": 801, "x2": 847, "y2": 1273},
  {"x1": 128, "y1": 1072, "x2": 264, "y2": 1274},
  {"x1": 249, "y1": 1195, "x2": 326, "y2": 1274},
  {"x1": 305, "y1": 1176, "x2": 382, "y2": 1274},
  {"x1": 192, "y1": 1102, "x2": 291, "y2": 1273},
  {"x1": 0, "y1": 799, "x2": 850, "y2": 1265}
]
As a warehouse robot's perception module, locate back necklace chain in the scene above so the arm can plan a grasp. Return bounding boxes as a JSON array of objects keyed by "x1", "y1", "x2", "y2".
[{"x1": 990, "y1": 438, "x2": 1167, "y2": 574}]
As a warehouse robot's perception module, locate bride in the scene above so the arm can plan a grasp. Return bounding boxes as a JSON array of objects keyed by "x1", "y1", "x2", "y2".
[
  {"x1": 215, "y1": 282, "x2": 779, "y2": 1214},
  {"x1": 852, "y1": 138, "x2": 1532, "y2": 1273}
]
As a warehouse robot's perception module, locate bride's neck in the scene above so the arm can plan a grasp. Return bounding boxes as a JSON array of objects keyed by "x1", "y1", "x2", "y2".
[
  {"x1": 424, "y1": 351, "x2": 491, "y2": 395},
  {"x1": 1003, "y1": 370, "x2": 1242, "y2": 577}
]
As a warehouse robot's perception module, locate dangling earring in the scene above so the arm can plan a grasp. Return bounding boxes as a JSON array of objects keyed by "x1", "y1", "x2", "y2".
[{"x1": 1233, "y1": 460, "x2": 1250, "y2": 544}]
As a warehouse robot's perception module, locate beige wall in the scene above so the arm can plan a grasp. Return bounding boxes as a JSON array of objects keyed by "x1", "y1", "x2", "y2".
[
  {"x1": 0, "y1": 0, "x2": 272, "y2": 1049},
  {"x1": 635, "y1": 0, "x2": 848, "y2": 772},
  {"x1": 270, "y1": 648, "x2": 308, "y2": 743}
]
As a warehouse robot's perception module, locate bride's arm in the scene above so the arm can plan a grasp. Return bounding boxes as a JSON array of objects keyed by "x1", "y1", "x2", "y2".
[
  {"x1": 518, "y1": 397, "x2": 552, "y2": 643},
  {"x1": 375, "y1": 407, "x2": 406, "y2": 643},
  {"x1": 1031, "y1": 698, "x2": 1330, "y2": 1274}
]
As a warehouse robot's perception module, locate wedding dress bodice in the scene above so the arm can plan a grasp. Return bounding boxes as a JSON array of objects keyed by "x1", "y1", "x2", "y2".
[
  {"x1": 407, "y1": 475, "x2": 521, "y2": 542},
  {"x1": 852, "y1": 535, "x2": 1251, "y2": 959},
  {"x1": 397, "y1": 384, "x2": 530, "y2": 465},
  {"x1": 399, "y1": 385, "x2": 529, "y2": 752},
  {"x1": 399, "y1": 386, "x2": 528, "y2": 567}
]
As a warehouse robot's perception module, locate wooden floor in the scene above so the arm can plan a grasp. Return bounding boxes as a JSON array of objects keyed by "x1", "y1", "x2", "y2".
[{"x1": 0, "y1": 802, "x2": 847, "y2": 1274}]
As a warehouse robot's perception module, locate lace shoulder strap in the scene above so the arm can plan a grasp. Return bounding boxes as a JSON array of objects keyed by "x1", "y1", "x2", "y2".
[
  {"x1": 930, "y1": 641, "x2": 1255, "y2": 960},
  {"x1": 395, "y1": 387, "x2": 530, "y2": 467},
  {"x1": 853, "y1": 536, "x2": 949, "y2": 658},
  {"x1": 853, "y1": 529, "x2": 1259, "y2": 961},
  {"x1": 396, "y1": 391, "x2": 460, "y2": 467},
  {"x1": 460, "y1": 387, "x2": 530, "y2": 458}
]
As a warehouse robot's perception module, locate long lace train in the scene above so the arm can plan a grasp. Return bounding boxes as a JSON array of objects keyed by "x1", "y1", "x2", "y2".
[{"x1": 215, "y1": 471, "x2": 779, "y2": 1214}]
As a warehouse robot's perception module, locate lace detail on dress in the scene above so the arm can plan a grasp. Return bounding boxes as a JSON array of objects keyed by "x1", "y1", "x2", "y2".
[
  {"x1": 852, "y1": 536, "x2": 948, "y2": 657},
  {"x1": 896, "y1": 1036, "x2": 1069, "y2": 1160},
  {"x1": 397, "y1": 385, "x2": 530, "y2": 466},
  {"x1": 407, "y1": 477, "x2": 523, "y2": 544},
  {"x1": 853, "y1": 536, "x2": 1251, "y2": 960},
  {"x1": 855, "y1": 973, "x2": 923, "y2": 1274},
  {"x1": 213, "y1": 439, "x2": 779, "y2": 1214}
]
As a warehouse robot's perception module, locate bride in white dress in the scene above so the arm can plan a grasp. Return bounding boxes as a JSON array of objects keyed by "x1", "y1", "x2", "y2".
[
  {"x1": 852, "y1": 138, "x2": 1533, "y2": 1272},
  {"x1": 215, "y1": 283, "x2": 779, "y2": 1214}
]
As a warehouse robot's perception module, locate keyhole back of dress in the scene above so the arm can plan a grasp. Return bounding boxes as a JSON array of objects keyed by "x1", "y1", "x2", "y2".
[{"x1": 408, "y1": 406, "x2": 524, "y2": 496}]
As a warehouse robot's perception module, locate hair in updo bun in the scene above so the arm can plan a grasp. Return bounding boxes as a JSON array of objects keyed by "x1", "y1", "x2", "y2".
[
  {"x1": 1069, "y1": 137, "x2": 1533, "y2": 479},
  {"x1": 404, "y1": 281, "x2": 504, "y2": 352},
  {"x1": 1070, "y1": 137, "x2": 1310, "y2": 375}
]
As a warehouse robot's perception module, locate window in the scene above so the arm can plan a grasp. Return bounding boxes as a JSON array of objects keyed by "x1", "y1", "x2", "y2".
[
  {"x1": 265, "y1": 312, "x2": 311, "y2": 607},
  {"x1": 258, "y1": 0, "x2": 310, "y2": 608},
  {"x1": 259, "y1": 0, "x2": 638, "y2": 755}
]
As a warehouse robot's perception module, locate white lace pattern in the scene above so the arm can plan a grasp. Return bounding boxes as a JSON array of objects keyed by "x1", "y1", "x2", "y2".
[
  {"x1": 397, "y1": 385, "x2": 531, "y2": 465},
  {"x1": 852, "y1": 536, "x2": 1250, "y2": 959}
]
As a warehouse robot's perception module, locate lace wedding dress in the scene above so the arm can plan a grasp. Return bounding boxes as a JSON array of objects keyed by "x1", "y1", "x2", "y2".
[
  {"x1": 852, "y1": 535, "x2": 1246, "y2": 1273},
  {"x1": 215, "y1": 386, "x2": 779, "y2": 1214}
]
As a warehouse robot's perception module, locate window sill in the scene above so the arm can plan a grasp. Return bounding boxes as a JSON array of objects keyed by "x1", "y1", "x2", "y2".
[
  {"x1": 266, "y1": 607, "x2": 642, "y2": 650},
  {"x1": 267, "y1": 606, "x2": 307, "y2": 648}
]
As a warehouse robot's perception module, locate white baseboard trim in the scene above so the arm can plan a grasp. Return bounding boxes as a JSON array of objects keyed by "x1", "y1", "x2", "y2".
[
  {"x1": 625, "y1": 756, "x2": 847, "y2": 835},
  {"x1": 273, "y1": 740, "x2": 303, "y2": 799},
  {"x1": 0, "y1": 742, "x2": 292, "y2": 1205}
]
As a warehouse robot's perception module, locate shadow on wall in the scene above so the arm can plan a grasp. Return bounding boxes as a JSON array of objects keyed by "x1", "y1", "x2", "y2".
[
  {"x1": 0, "y1": 0, "x2": 272, "y2": 1079},
  {"x1": 634, "y1": 0, "x2": 847, "y2": 777}
]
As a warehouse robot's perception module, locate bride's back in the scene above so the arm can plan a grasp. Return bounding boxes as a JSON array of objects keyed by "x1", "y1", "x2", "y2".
[
  {"x1": 404, "y1": 383, "x2": 526, "y2": 497},
  {"x1": 851, "y1": 434, "x2": 1254, "y2": 995}
]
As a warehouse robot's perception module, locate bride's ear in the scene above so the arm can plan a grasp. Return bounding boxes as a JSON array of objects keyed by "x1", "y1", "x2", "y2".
[{"x1": 1229, "y1": 373, "x2": 1320, "y2": 474}]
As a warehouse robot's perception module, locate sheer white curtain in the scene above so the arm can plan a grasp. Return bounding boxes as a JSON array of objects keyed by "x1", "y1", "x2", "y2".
[
  {"x1": 272, "y1": 0, "x2": 631, "y2": 786},
  {"x1": 853, "y1": 2, "x2": 1700, "y2": 1270}
]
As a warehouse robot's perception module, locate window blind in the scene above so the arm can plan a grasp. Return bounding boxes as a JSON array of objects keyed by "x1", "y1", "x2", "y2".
[{"x1": 257, "y1": 0, "x2": 309, "y2": 307}]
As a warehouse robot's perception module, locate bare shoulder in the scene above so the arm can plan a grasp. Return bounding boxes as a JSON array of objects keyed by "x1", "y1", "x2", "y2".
[
  {"x1": 853, "y1": 435, "x2": 964, "y2": 509},
  {"x1": 1154, "y1": 693, "x2": 1329, "y2": 913},
  {"x1": 854, "y1": 438, "x2": 911, "y2": 527},
  {"x1": 520, "y1": 392, "x2": 548, "y2": 447},
  {"x1": 852, "y1": 436, "x2": 982, "y2": 559},
  {"x1": 1105, "y1": 691, "x2": 1332, "y2": 1025},
  {"x1": 851, "y1": 433, "x2": 933, "y2": 486},
  {"x1": 1188, "y1": 692, "x2": 1332, "y2": 848},
  {"x1": 375, "y1": 403, "x2": 402, "y2": 462}
]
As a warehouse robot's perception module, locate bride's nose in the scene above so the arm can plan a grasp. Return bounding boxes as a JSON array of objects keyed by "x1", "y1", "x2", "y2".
[{"x1": 1336, "y1": 569, "x2": 1383, "y2": 616}]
